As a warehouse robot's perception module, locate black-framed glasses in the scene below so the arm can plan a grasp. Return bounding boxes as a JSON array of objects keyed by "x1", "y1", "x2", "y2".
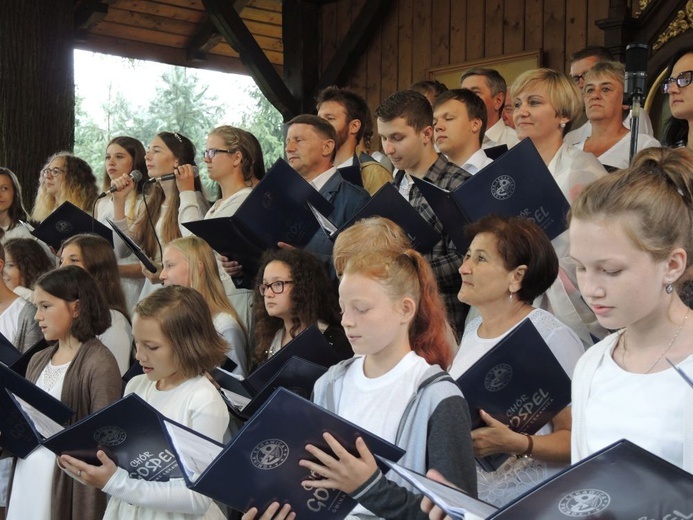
[
  {"x1": 258, "y1": 280, "x2": 294, "y2": 296},
  {"x1": 41, "y1": 167, "x2": 65, "y2": 178},
  {"x1": 203, "y1": 148, "x2": 235, "y2": 160},
  {"x1": 571, "y1": 73, "x2": 586, "y2": 85},
  {"x1": 662, "y1": 70, "x2": 693, "y2": 93}
]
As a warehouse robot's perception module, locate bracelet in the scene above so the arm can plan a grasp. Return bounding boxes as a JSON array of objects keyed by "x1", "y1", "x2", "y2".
[{"x1": 516, "y1": 433, "x2": 533, "y2": 459}]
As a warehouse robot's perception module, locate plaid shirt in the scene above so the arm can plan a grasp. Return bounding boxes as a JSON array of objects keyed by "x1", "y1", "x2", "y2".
[{"x1": 394, "y1": 154, "x2": 471, "y2": 335}]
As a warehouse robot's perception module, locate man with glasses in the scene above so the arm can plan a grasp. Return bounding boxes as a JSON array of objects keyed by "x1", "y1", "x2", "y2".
[{"x1": 566, "y1": 46, "x2": 654, "y2": 146}]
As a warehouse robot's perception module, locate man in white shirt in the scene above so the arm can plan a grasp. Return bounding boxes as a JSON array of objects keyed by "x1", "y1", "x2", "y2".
[
  {"x1": 432, "y1": 88, "x2": 493, "y2": 174},
  {"x1": 565, "y1": 46, "x2": 653, "y2": 144},
  {"x1": 461, "y1": 68, "x2": 520, "y2": 149}
]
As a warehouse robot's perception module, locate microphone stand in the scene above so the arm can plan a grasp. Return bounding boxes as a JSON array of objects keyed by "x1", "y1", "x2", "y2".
[{"x1": 628, "y1": 92, "x2": 642, "y2": 166}]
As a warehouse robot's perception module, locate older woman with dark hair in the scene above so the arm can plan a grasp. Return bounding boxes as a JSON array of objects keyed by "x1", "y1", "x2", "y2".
[{"x1": 450, "y1": 215, "x2": 584, "y2": 507}]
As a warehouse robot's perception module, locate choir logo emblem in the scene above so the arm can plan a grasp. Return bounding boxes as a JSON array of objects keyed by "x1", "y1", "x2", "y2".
[
  {"x1": 491, "y1": 175, "x2": 515, "y2": 200},
  {"x1": 558, "y1": 489, "x2": 611, "y2": 517},
  {"x1": 484, "y1": 363, "x2": 513, "y2": 392},
  {"x1": 251, "y1": 439, "x2": 289, "y2": 470},
  {"x1": 93, "y1": 425, "x2": 127, "y2": 446},
  {"x1": 55, "y1": 220, "x2": 73, "y2": 234}
]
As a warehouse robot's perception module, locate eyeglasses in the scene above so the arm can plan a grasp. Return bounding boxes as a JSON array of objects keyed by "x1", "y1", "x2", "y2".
[
  {"x1": 203, "y1": 148, "x2": 235, "y2": 160},
  {"x1": 258, "y1": 280, "x2": 294, "y2": 296},
  {"x1": 41, "y1": 167, "x2": 65, "y2": 178},
  {"x1": 662, "y1": 70, "x2": 693, "y2": 93},
  {"x1": 571, "y1": 73, "x2": 586, "y2": 85}
]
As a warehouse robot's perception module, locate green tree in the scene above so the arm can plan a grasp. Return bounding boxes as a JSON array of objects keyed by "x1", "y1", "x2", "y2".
[{"x1": 241, "y1": 85, "x2": 285, "y2": 170}]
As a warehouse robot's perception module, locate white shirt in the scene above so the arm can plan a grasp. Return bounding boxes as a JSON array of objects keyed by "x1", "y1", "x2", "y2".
[
  {"x1": 310, "y1": 166, "x2": 338, "y2": 192},
  {"x1": 574, "y1": 132, "x2": 661, "y2": 170},
  {"x1": 460, "y1": 148, "x2": 494, "y2": 174},
  {"x1": 483, "y1": 119, "x2": 520, "y2": 149},
  {"x1": 564, "y1": 108, "x2": 654, "y2": 146}
]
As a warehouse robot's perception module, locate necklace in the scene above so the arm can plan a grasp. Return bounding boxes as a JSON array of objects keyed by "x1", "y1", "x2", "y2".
[{"x1": 621, "y1": 308, "x2": 690, "y2": 374}]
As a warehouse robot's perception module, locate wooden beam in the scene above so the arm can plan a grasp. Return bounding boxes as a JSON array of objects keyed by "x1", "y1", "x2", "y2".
[
  {"x1": 187, "y1": 0, "x2": 251, "y2": 62},
  {"x1": 282, "y1": 0, "x2": 320, "y2": 113},
  {"x1": 314, "y1": 0, "x2": 395, "y2": 97},
  {"x1": 203, "y1": 0, "x2": 298, "y2": 119}
]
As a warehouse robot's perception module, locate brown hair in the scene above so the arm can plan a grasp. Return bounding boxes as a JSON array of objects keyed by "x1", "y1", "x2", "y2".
[
  {"x1": 102, "y1": 136, "x2": 149, "y2": 223},
  {"x1": 60, "y1": 234, "x2": 130, "y2": 321},
  {"x1": 208, "y1": 125, "x2": 260, "y2": 185},
  {"x1": 0, "y1": 167, "x2": 29, "y2": 233},
  {"x1": 36, "y1": 266, "x2": 112, "y2": 341},
  {"x1": 135, "y1": 285, "x2": 228, "y2": 378},
  {"x1": 342, "y1": 249, "x2": 452, "y2": 369},
  {"x1": 286, "y1": 115, "x2": 338, "y2": 163},
  {"x1": 465, "y1": 215, "x2": 559, "y2": 303},
  {"x1": 4, "y1": 238, "x2": 55, "y2": 289},
  {"x1": 570, "y1": 147, "x2": 693, "y2": 270},
  {"x1": 433, "y1": 88, "x2": 488, "y2": 146},
  {"x1": 375, "y1": 90, "x2": 433, "y2": 133}
]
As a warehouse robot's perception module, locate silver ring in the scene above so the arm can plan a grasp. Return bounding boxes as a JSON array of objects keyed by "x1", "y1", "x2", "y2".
[{"x1": 77, "y1": 470, "x2": 82, "y2": 477}]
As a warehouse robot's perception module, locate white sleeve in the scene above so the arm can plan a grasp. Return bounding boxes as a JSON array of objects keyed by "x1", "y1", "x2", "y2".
[
  {"x1": 178, "y1": 191, "x2": 208, "y2": 237},
  {"x1": 97, "y1": 311, "x2": 133, "y2": 376},
  {"x1": 219, "y1": 321, "x2": 249, "y2": 378},
  {"x1": 103, "y1": 468, "x2": 214, "y2": 515}
]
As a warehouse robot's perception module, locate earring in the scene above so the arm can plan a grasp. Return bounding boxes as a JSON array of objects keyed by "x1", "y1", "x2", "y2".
[
  {"x1": 666, "y1": 283, "x2": 674, "y2": 294},
  {"x1": 560, "y1": 122, "x2": 566, "y2": 128},
  {"x1": 509, "y1": 291, "x2": 514, "y2": 302}
]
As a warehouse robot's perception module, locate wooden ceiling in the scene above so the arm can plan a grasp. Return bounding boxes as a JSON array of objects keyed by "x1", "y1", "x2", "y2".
[{"x1": 73, "y1": 0, "x2": 284, "y2": 75}]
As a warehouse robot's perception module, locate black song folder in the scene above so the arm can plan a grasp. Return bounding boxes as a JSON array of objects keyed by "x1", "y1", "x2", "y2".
[
  {"x1": 31, "y1": 201, "x2": 114, "y2": 250},
  {"x1": 311, "y1": 182, "x2": 440, "y2": 254},
  {"x1": 183, "y1": 159, "x2": 334, "y2": 289},
  {"x1": 0, "y1": 362, "x2": 74, "y2": 458},
  {"x1": 42, "y1": 393, "x2": 183, "y2": 481},
  {"x1": 456, "y1": 319, "x2": 572, "y2": 471},
  {"x1": 0, "y1": 336, "x2": 50, "y2": 378},
  {"x1": 106, "y1": 218, "x2": 158, "y2": 273},
  {"x1": 163, "y1": 387, "x2": 405, "y2": 518},
  {"x1": 413, "y1": 138, "x2": 571, "y2": 252}
]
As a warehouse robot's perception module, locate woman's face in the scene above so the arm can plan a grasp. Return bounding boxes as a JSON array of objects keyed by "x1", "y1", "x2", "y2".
[
  {"x1": 204, "y1": 133, "x2": 238, "y2": 182},
  {"x1": 513, "y1": 82, "x2": 568, "y2": 145},
  {"x1": 458, "y1": 232, "x2": 519, "y2": 308},
  {"x1": 261, "y1": 261, "x2": 294, "y2": 321},
  {"x1": 584, "y1": 73, "x2": 625, "y2": 124},
  {"x1": 42, "y1": 156, "x2": 67, "y2": 197},
  {"x1": 667, "y1": 53, "x2": 693, "y2": 122},
  {"x1": 0, "y1": 174, "x2": 15, "y2": 215},
  {"x1": 145, "y1": 136, "x2": 177, "y2": 179},
  {"x1": 569, "y1": 217, "x2": 674, "y2": 331},
  {"x1": 133, "y1": 313, "x2": 185, "y2": 391},
  {"x1": 34, "y1": 286, "x2": 78, "y2": 342},
  {"x1": 3, "y1": 252, "x2": 22, "y2": 289},
  {"x1": 105, "y1": 143, "x2": 134, "y2": 181},
  {"x1": 160, "y1": 246, "x2": 191, "y2": 287},
  {"x1": 59, "y1": 243, "x2": 85, "y2": 269}
]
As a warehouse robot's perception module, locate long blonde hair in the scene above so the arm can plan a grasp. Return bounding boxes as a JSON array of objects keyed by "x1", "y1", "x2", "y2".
[{"x1": 165, "y1": 237, "x2": 246, "y2": 336}]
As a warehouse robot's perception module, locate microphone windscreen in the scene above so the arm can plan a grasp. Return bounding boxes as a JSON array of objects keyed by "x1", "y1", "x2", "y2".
[
  {"x1": 130, "y1": 170, "x2": 143, "y2": 182},
  {"x1": 625, "y1": 43, "x2": 649, "y2": 73}
]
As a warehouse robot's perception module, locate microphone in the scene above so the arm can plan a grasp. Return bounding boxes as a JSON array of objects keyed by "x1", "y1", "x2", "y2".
[
  {"x1": 96, "y1": 170, "x2": 143, "y2": 200},
  {"x1": 624, "y1": 43, "x2": 649, "y2": 104},
  {"x1": 146, "y1": 166, "x2": 199, "y2": 184}
]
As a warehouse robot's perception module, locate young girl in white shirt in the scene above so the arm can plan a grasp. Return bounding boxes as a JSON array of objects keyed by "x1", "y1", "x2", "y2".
[
  {"x1": 569, "y1": 146, "x2": 693, "y2": 472},
  {"x1": 59, "y1": 285, "x2": 230, "y2": 520},
  {"x1": 245, "y1": 248, "x2": 476, "y2": 520}
]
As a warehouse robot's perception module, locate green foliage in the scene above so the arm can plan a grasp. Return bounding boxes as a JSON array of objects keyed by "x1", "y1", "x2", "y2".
[
  {"x1": 240, "y1": 85, "x2": 285, "y2": 170},
  {"x1": 74, "y1": 65, "x2": 285, "y2": 190}
]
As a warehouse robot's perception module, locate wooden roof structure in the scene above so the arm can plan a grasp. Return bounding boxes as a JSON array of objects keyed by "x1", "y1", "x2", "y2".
[{"x1": 72, "y1": 0, "x2": 394, "y2": 119}]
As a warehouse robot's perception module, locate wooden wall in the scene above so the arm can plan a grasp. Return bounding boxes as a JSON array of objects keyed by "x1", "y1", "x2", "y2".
[{"x1": 320, "y1": 0, "x2": 610, "y2": 127}]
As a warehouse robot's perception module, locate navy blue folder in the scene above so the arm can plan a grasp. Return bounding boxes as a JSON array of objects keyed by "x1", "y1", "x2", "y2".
[
  {"x1": 183, "y1": 158, "x2": 334, "y2": 289},
  {"x1": 314, "y1": 182, "x2": 440, "y2": 254},
  {"x1": 456, "y1": 319, "x2": 572, "y2": 471},
  {"x1": 106, "y1": 218, "x2": 158, "y2": 273},
  {"x1": 42, "y1": 393, "x2": 182, "y2": 481},
  {"x1": 31, "y1": 201, "x2": 114, "y2": 250},
  {"x1": 413, "y1": 138, "x2": 571, "y2": 252},
  {"x1": 164, "y1": 387, "x2": 405, "y2": 518},
  {"x1": 219, "y1": 356, "x2": 327, "y2": 421},
  {"x1": 0, "y1": 362, "x2": 74, "y2": 458},
  {"x1": 246, "y1": 324, "x2": 347, "y2": 394},
  {"x1": 0, "y1": 337, "x2": 50, "y2": 378},
  {"x1": 483, "y1": 144, "x2": 508, "y2": 160},
  {"x1": 489, "y1": 439, "x2": 693, "y2": 518}
]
